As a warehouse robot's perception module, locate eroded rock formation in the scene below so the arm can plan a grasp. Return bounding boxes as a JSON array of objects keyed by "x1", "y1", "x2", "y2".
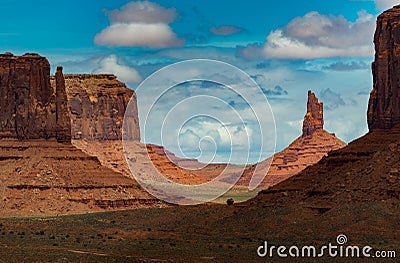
[
  {"x1": 255, "y1": 6, "x2": 400, "y2": 207},
  {"x1": 51, "y1": 74, "x2": 140, "y2": 141},
  {"x1": 55, "y1": 66, "x2": 72, "y2": 142},
  {"x1": 302, "y1": 90, "x2": 324, "y2": 136},
  {"x1": 237, "y1": 91, "x2": 346, "y2": 189},
  {"x1": 0, "y1": 53, "x2": 70, "y2": 142},
  {"x1": 53, "y1": 74, "x2": 207, "y2": 186},
  {"x1": 368, "y1": 5, "x2": 400, "y2": 130},
  {"x1": 54, "y1": 74, "x2": 140, "y2": 180},
  {"x1": 0, "y1": 54, "x2": 164, "y2": 217}
]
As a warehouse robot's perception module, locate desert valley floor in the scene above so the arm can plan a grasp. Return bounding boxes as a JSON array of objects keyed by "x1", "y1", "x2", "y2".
[{"x1": 0, "y1": 128, "x2": 399, "y2": 262}]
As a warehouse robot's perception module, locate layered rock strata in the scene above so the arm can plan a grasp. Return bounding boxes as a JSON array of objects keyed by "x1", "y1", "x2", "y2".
[{"x1": 0, "y1": 140, "x2": 163, "y2": 217}]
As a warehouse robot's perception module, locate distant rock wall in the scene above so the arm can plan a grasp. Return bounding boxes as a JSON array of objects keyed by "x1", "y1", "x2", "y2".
[
  {"x1": 302, "y1": 90, "x2": 324, "y2": 136},
  {"x1": 51, "y1": 74, "x2": 140, "y2": 141},
  {"x1": 368, "y1": 5, "x2": 400, "y2": 130},
  {"x1": 0, "y1": 53, "x2": 70, "y2": 142}
]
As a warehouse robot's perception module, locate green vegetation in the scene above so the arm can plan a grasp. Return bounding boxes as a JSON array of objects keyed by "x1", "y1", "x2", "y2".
[{"x1": 0, "y1": 202, "x2": 397, "y2": 262}]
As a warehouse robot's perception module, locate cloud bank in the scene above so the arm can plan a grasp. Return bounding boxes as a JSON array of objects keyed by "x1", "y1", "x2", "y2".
[
  {"x1": 323, "y1": 61, "x2": 369, "y2": 71},
  {"x1": 239, "y1": 10, "x2": 375, "y2": 59}
]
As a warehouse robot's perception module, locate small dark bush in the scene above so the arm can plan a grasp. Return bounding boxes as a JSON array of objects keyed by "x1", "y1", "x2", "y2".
[{"x1": 227, "y1": 198, "x2": 234, "y2": 205}]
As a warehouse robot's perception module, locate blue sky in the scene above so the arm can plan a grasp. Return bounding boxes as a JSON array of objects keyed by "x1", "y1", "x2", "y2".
[
  {"x1": 0, "y1": 0, "x2": 397, "y2": 163},
  {"x1": 0, "y1": 0, "x2": 378, "y2": 50}
]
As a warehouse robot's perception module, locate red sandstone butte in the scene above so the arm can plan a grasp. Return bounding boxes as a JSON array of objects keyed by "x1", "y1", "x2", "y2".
[
  {"x1": 368, "y1": 5, "x2": 400, "y2": 130},
  {"x1": 0, "y1": 54, "x2": 164, "y2": 217},
  {"x1": 0, "y1": 53, "x2": 70, "y2": 142}
]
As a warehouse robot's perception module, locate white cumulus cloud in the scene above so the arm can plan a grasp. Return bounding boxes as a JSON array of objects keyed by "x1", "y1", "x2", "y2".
[
  {"x1": 95, "y1": 23, "x2": 183, "y2": 48},
  {"x1": 239, "y1": 10, "x2": 375, "y2": 59},
  {"x1": 95, "y1": 1, "x2": 184, "y2": 48},
  {"x1": 108, "y1": 1, "x2": 177, "y2": 23},
  {"x1": 94, "y1": 55, "x2": 142, "y2": 84}
]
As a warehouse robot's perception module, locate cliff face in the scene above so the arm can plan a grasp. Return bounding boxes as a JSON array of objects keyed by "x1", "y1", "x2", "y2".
[
  {"x1": 0, "y1": 53, "x2": 70, "y2": 142},
  {"x1": 51, "y1": 74, "x2": 140, "y2": 141},
  {"x1": 368, "y1": 5, "x2": 400, "y2": 130}
]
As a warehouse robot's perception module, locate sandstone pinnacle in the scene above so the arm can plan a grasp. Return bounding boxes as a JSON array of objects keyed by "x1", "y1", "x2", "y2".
[{"x1": 302, "y1": 90, "x2": 324, "y2": 137}]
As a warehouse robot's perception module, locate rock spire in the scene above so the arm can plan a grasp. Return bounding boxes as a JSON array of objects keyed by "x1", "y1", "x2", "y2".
[{"x1": 302, "y1": 90, "x2": 324, "y2": 136}]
